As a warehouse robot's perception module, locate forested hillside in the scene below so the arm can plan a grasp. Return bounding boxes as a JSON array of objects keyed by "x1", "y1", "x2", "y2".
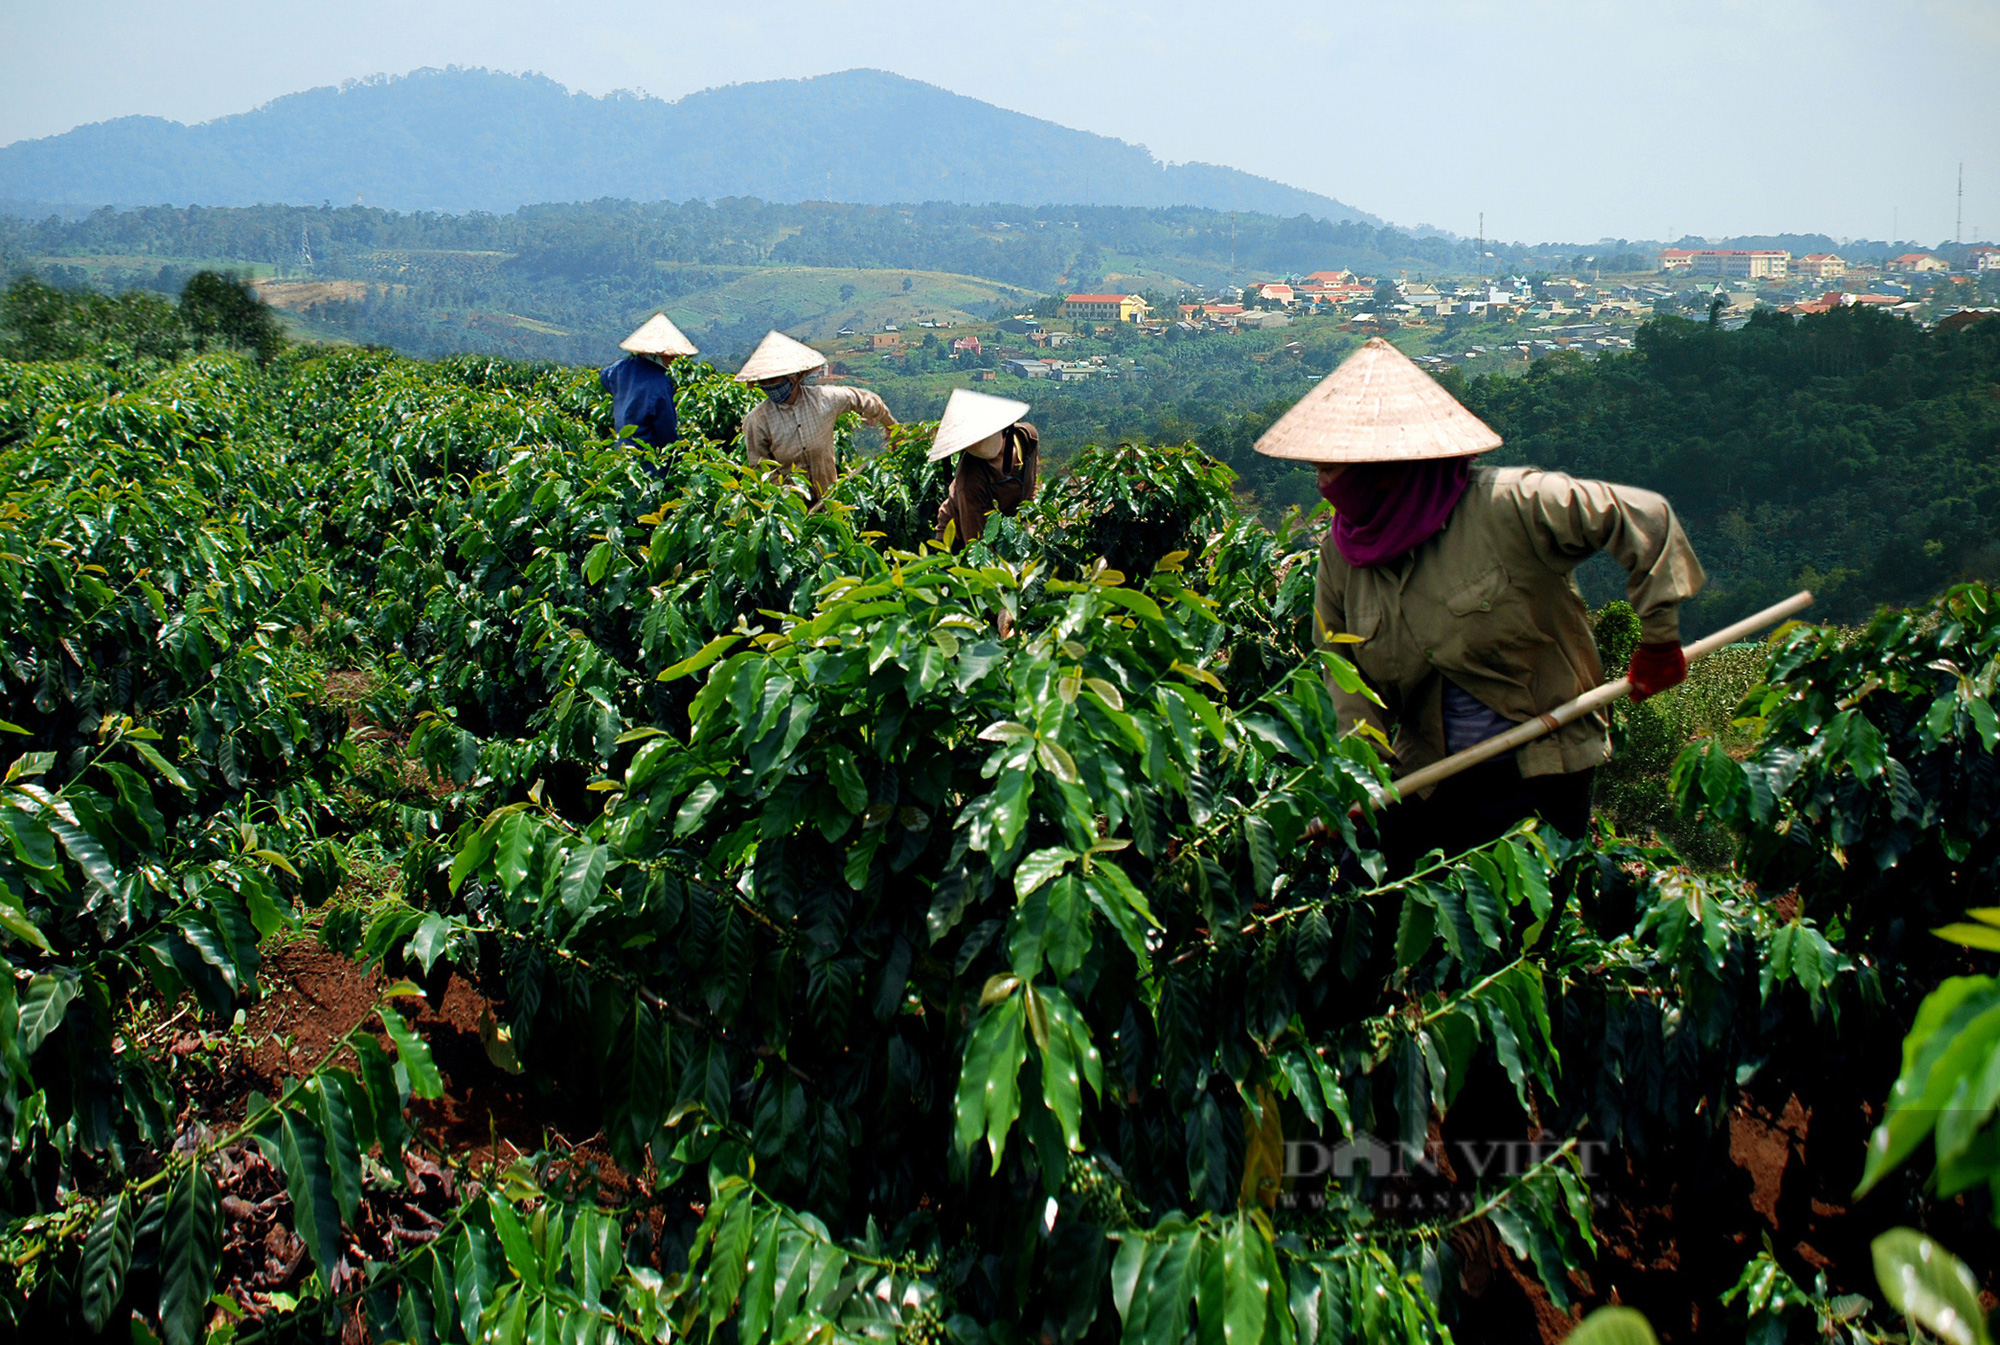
[
  {"x1": 0, "y1": 68, "x2": 1377, "y2": 222},
  {"x1": 0, "y1": 197, "x2": 1507, "y2": 324}
]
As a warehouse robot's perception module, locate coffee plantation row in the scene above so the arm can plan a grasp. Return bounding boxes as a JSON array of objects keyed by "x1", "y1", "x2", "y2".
[{"x1": 0, "y1": 341, "x2": 1994, "y2": 1344}]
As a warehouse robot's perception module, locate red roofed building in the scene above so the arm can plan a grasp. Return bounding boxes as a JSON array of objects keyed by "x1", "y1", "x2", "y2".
[
  {"x1": 1794, "y1": 253, "x2": 1847, "y2": 280},
  {"x1": 1888, "y1": 253, "x2": 1948, "y2": 273},
  {"x1": 1659, "y1": 248, "x2": 1789, "y2": 278},
  {"x1": 1061, "y1": 293, "x2": 1151, "y2": 322},
  {"x1": 952, "y1": 335, "x2": 982, "y2": 355}
]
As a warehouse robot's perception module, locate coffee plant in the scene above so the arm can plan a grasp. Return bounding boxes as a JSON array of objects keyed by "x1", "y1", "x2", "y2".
[{"x1": 0, "y1": 336, "x2": 1992, "y2": 1344}]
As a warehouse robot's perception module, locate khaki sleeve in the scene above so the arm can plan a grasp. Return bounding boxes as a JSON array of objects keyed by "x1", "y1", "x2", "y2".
[
  {"x1": 1509, "y1": 470, "x2": 1706, "y2": 643},
  {"x1": 830, "y1": 385, "x2": 897, "y2": 427},
  {"x1": 1315, "y1": 540, "x2": 1394, "y2": 748}
]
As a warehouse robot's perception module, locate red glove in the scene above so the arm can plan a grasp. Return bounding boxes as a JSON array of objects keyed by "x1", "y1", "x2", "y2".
[{"x1": 1627, "y1": 642, "x2": 1687, "y2": 702}]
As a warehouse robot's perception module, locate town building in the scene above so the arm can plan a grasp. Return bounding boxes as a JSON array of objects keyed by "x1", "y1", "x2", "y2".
[
  {"x1": 952, "y1": 335, "x2": 982, "y2": 356},
  {"x1": 1793, "y1": 253, "x2": 1847, "y2": 280},
  {"x1": 1658, "y1": 248, "x2": 1790, "y2": 279},
  {"x1": 1061, "y1": 293, "x2": 1151, "y2": 323},
  {"x1": 1964, "y1": 246, "x2": 2000, "y2": 272},
  {"x1": 1888, "y1": 253, "x2": 1948, "y2": 273},
  {"x1": 870, "y1": 333, "x2": 902, "y2": 350}
]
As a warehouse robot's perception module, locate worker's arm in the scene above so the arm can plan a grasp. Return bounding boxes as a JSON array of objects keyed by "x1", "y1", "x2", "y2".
[
  {"x1": 1315, "y1": 542, "x2": 1395, "y2": 749},
  {"x1": 1511, "y1": 470, "x2": 1706, "y2": 643},
  {"x1": 827, "y1": 385, "x2": 898, "y2": 428}
]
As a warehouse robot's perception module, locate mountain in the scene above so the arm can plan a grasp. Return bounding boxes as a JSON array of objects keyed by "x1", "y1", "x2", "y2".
[{"x1": 0, "y1": 67, "x2": 1378, "y2": 224}]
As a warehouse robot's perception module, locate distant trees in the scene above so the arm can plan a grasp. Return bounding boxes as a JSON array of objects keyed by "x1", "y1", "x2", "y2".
[
  {"x1": 180, "y1": 272, "x2": 286, "y2": 362},
  {"x1": 0, "y1": 271, "x2": 284, "y2": 364},
  {"x1": 1372, "y1": 276, "x2": 1400, "y2": 310}
]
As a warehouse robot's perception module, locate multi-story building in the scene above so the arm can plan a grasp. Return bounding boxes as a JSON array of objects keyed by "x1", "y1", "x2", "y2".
[
  {"x1": 1793, "y1": 253, "x2": 1846, "y2": 280},
  {"x1": 1061, "y1": 293, "x2": 1151, "y2": 323},
  {"x1": 1658, "y1": 249, "x2": 1790, "y2": 278}
]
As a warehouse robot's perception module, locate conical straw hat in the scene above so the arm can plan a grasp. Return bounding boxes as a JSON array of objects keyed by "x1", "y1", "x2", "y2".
[
  {"x1": 1254, "y1": 337, "x2": 1502, "y2": 463},
  {"x1": 735, "y1": 330, "x2": 827, "y2": 382},
  {"x1": 619, "y1": 313, "x2": 699, "y2": 357},
  {"x1": 928, "y1": 389, "x2": 1031, "y2": 461}
]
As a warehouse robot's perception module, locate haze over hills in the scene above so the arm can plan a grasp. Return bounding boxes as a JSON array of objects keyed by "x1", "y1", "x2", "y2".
[{"x1": 0, "y1": 67, "x2": 1381, "y2": 225}]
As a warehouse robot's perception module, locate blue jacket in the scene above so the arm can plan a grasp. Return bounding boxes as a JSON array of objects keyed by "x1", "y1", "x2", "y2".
[{"x1": 599, "y1": 356, "x2": 678, "y2": 449}]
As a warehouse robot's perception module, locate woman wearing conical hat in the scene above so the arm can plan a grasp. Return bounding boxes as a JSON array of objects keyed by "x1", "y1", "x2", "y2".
[
  {"x1": 602, "y1": 313, "x2": 698, "y2": 451},
  {"x1": 737, "y1": 331, "x2": 897, "y2": 501},
  {"x1": 929, "y1": 389, "x2": 1040, "y2": 552},
  {"x1": 1261, "y1": 338, "x2": 1705, "y2": 865}
]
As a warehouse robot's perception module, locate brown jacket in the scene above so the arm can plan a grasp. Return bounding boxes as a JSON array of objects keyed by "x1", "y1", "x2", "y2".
[
  {"x1": 743, "y1": 384, "x2": 896, "y2": 497},
  {"x1": 935, "y1": 423, "x2": 1040, "y2": 550},
  {"x1": 1314, "y1": 465, "x2": 1705, "y2": 779}
]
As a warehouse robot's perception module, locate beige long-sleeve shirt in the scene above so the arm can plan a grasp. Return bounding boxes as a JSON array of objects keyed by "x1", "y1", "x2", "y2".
[
  {"x1": 741, "y1": 384, "x2": 896, "y2": 497},
  {"x1": 1314, "y1": 465, "x2": 1705, "y2": 780}
]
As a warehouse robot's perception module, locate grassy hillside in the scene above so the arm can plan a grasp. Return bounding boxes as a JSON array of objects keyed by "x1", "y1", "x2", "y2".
[{"x1": 662, "y1": 266, "x2": 1037, "y2": 343}]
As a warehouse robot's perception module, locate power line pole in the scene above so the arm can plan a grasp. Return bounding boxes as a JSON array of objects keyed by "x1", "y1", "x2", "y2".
[{"x1": 1957, "y1": 162, "x2": 1964, "y2": 244}]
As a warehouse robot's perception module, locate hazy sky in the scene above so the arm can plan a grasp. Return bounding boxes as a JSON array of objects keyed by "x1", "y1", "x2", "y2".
[{"x1": 4, "y1": 0, "x2": 1996, "y2": 244}]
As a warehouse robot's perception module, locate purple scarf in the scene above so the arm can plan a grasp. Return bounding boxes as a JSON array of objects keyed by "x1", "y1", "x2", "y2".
[{"x1": 1322, "y1": 457, "x2": 1474, "y2": 567}]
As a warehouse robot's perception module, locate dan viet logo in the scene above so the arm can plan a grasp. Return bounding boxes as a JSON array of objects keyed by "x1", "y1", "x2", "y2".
[{"x1": 1272, "y1": 1133, "x2": 1611, "y2": 1212}]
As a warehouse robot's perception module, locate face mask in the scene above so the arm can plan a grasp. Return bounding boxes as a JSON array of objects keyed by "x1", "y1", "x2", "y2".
[
  {"x1": 965, "y1": 431, "x2": 1005, "y2": 461},
  {"x1": 763, "y1": 378, "x2": 798, "y2": 404}
]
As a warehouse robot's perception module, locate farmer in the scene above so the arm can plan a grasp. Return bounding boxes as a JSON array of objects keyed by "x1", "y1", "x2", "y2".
[
  {"x1": 738, "y1": 330, "x2": 897, "y2": 502},
  {"x1": 929, "y1": 389, "x2": 1040, "y2": 551},
  {"x1": 1259, "y1": 337, "x2": 1704, "y2": 868},
  {"x1": 601, "y1": 313, "x2": 697, "y2": 451}
]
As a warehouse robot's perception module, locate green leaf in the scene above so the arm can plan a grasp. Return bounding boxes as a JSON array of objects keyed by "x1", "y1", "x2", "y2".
[
  {"x1": 0, "y1": 806, "x2": 58, "y2": 871},
  {"x1": 559, "y1": 843, "x2": 610, "y2": 917},
  {"x1": 1935, "y1": 923, "x2": 2000, "y2": 952},
  {"x1": 380, "y1": 1005, "x2": 443, "y2": 1099},
  {"x1": 280, "y1": 1109, "x2": 344, "y2": 1286},
  {"x1": 132, "y1": 739, "x2": 191, "y2": 792},
  {"x1": 659, "y1": 634, "x2": 744, "y2": 682},
  {"x1": 953, "y1": 994, "x2": 1028, "y2": 1172},
  {"x1": 571, "y1": 1209, "x2": 623, "y2": 1308},
  {"x1": 158, "y1": 1165, "x2": 220, "y2": 1345},
  {"x1": 1037, "y1": 984, "x2": 1101, "y2": 1150},
  {"x1": 81, "y1": 1192, "x2": 137, "y2": 1333},
  {"x1": 456, "y1": 1226, "x2": 497, "y2": 1343},
  {"x1": 489, "y1": 1194, "x2": 543, "y2": 1295},
  {"x1": 494, "y1": 812, "x2": 536, "y2": 897},
  {"x1": 1564, "y1": 1306, "x2": 1661, "y2": 1345},
  {"x1": 704, "y1": 1192, "x2": 754, "y2": 1328},
  {"x1": 1015, "y1": 847, "x2": 1076, "y2": 898},
  {"x1": 49, "y1": 815, "x2": 120, "y2": 898},
  {"x1": 317, "y1": 1079, "x2": 365, "y2": 1227},
  {"x1": 1872, "y1": 1228, "x2": 1991, "y2": 1345},
  {"x1": 17, "y1": 972, "x2": 77, "y2": 1055},
  {"x1": 0, "y1": 894, "x2": 50, "y2": 952},
  {"x1": 1221, "y1": 1217, "x2": 1268, "y2": 1345},
  {"x1": 1036, "y1": 738, "x2": 1083, "y2": 785},
  {"x1": 674, "y1": 780, "x2": 722, "y2": 837},
  {"x1": 736, "y1": 1211, "x2": 781, "y2": 1345}
]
